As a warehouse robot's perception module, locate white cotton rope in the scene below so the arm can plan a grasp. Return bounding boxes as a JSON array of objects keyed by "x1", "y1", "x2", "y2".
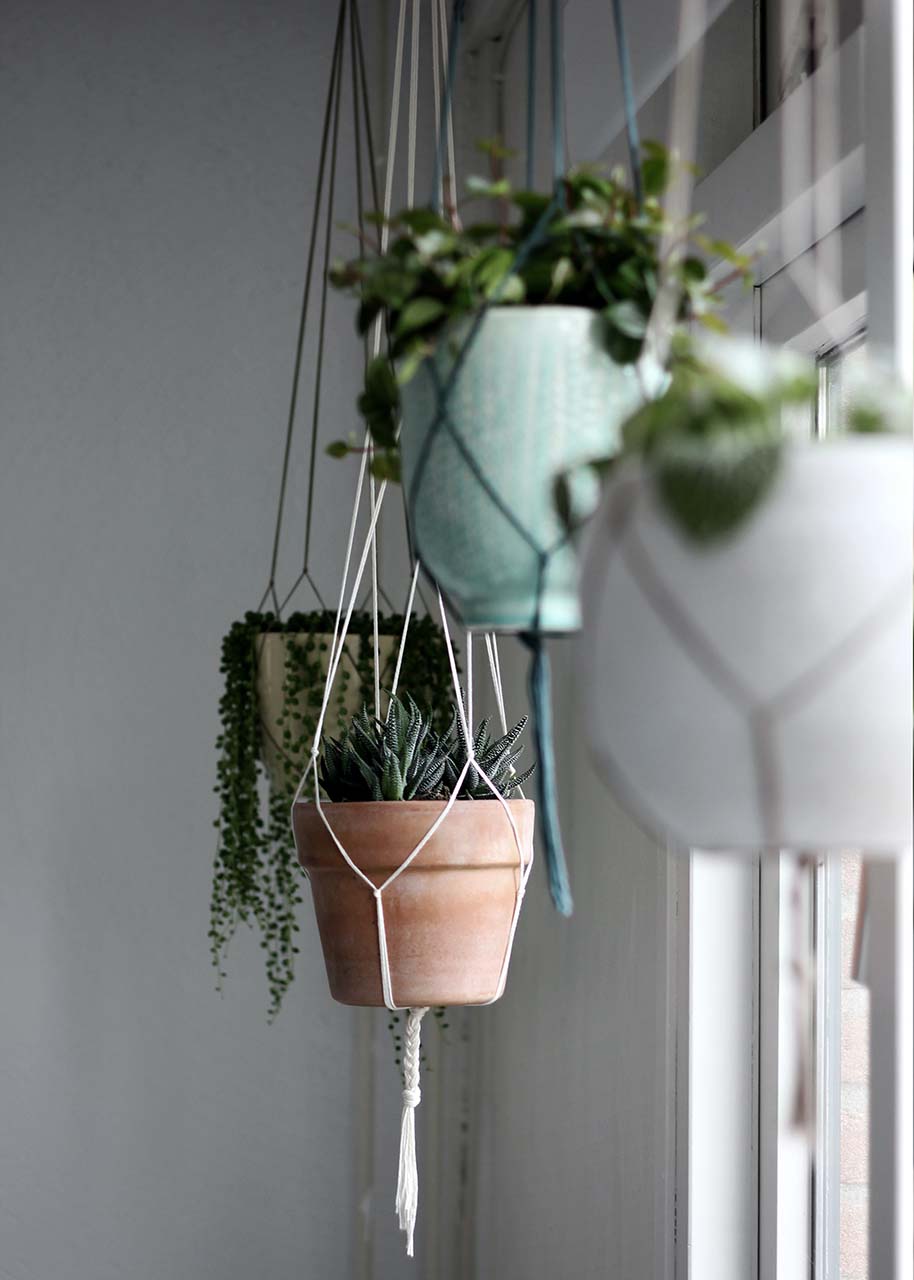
[
  {"x1": 466, "y1": 630, "x2": 473, "y2": 730},
  {"x1": 396, "y1": 1006, "x2": 429, "y2": 1257},
  {"x1": 407, "y1": 0, "x2": 420, "y2": 208},
  {"x1": 485, "y1": 633, "x2": 509, "y2": 735},
  {"x1": 369, "y1": 471, "x2": 381, "y2": 719},
  {"x1": 287, "y1": 4, "x2": 532, "y2": 1255},
  {"x1": 390, "y1": 561, "x2": 421, "y2": 703},
  {"x1": 430, "y1": 0, "x2": 442, "y2": 207},
  {"x1": 437, "y1": 0, "x2": 458, "y2": 211}
]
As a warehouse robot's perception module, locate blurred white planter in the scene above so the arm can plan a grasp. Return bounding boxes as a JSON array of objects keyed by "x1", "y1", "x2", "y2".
[{"x1": 580, "y1": 439, "x2": 912, "y2": 853}]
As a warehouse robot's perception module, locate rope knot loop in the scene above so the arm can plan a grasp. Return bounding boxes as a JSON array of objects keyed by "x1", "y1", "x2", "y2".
[{"x1": 395, "y1": 1006, "x2": 429, "y2": 1257}]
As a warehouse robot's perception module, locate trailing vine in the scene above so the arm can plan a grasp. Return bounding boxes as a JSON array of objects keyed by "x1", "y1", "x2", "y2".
[{"x1": 210, "y1": 609, "x2": 455, "y2": 1020}]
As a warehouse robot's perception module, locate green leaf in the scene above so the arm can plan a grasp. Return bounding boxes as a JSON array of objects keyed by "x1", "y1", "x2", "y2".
[
  {"x1": 398, "y1": 208, "x2": 450, "y2": 234},
  {"x1": 681, "y1": 256, "x2": 707, "y2": 283},
  {"x1": 357, "y1": 297, "x2": 382, "y2": 335},
  {"x1": 653, "y1": 427, "x2": 783, "y2": 543},
  {"x1": 325, "y1": 440, "x2": 350, "y2": 459},
  {"x1": 554, "y1": 208, "x2": 605, "y2": 231},
  {"x1": 641, "y1": 141, "x2": 671, "y2": 197},
  {"x1": 694, "y1": 234, "x2": 753, "y2": 269},
  {"x1": 696, "y1": 311, "x2": 729, "y2": 334},
  {"x1": 364, "y1": 356, "x2": 399, "y2": 407},
  {"x1": 363, "y1": 410, "x2": 397, "y2": 450},
  {"x1": 395, "y1": 296, "x2": 447, "y2": 338},
  {"x1": 553, "y1": 474, "x2": 573, "y2": 531},
  {"x1": 498, "y1": 273, "x2": 526, "y2": 303},
  {"x1": 371, "y1": 452, "x2": 402, "y2": 484},
  {"x1": 473, "y1": 246, "x2": 516, "y2": 297},
  {"x1": 603, "y1": 323, "x2": 643, "y2": 365},
  {"x1": 605, "y1": 299, "x2": 648, "y2": 339},
  {"x1": 511, "y1": 191, "x2": 551, "y2": 217},
  {"x1": 396, "y1": 345, "x2": 428, "y2": 386},
  {"x1": 413, "y1": 229, "x2": 458, "y2": 258},
  {"x1": 465, "y1": 174, "x2": 512, "y2": 198}
]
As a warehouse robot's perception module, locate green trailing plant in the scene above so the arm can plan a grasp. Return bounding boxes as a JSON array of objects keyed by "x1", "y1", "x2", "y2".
[
  {"x1": 557, "y1": 333, "x2": 906, "y2": 546},
  {"x1": 326, "y1": 140, "x2": 753, "y2": 479},
  {"x1": 210, "y1": 610, "x2": 454, "y2": 1019},
  {"x1": 318, "y1": 693, "x2": 534, "y2": 803}
]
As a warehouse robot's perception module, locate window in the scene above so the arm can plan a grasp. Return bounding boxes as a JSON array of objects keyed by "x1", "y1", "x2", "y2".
[{"x1": 758, "y1": 332, "x2": 876, "y2": 1280}]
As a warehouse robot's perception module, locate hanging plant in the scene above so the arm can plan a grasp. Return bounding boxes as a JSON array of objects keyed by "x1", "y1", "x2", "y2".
[
  {"x1": 324, "y1": 140, "x2": 752, "y2": 917},
  {"x1": 325, "y1": 141, "x2": 752, "y2": 633},
  {"x1": 210, "y1": 610, "x2": 454, "y2": 1020},
  {"x1": 295, "y1": 693, "x2": 535, "y2": 1260},
  {"x1": 295, "y1": 692, "x2": 535, "y2": 1009},
  {"x1": 576, "y1": 335, "x2": 912, "y2": 854}
]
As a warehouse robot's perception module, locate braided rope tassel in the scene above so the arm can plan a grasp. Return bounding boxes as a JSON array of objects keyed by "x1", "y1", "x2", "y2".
[{"x1": 396, "y1": 1006, "x2": 429, "y2": 1256}]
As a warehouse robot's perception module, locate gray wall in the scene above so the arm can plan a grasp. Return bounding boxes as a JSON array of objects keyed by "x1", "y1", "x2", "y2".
[{"x1": 0, "y1": 2, "x2": 377, "y2": 1276}]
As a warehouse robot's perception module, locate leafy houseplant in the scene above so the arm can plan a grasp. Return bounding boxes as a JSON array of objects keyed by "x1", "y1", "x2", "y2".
[
  {"x1": 327, "y1": 142, "x2": 752, "y2": 633},
  {"x1": 210, "y1": 611, "x2": 454, "y2": 1020},
  {"x1": 293, "y1": 695, "x2": 536, "y2": 1009}
]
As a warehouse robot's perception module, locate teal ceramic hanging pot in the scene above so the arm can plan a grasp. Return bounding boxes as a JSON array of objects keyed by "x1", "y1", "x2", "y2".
[{"x1": 399, "y1": 305, "x2": 653, "y2": 633}]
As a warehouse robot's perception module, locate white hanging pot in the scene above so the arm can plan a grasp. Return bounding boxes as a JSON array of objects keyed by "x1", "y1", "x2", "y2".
[{"x1": 579, "y1": 438, "x2": 912, "y2": 852}]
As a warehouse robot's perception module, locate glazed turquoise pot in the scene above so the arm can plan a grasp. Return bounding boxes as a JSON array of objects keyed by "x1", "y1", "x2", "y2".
[{"x1": 399, "y1": 306, "x2": 652, "y2": 632}]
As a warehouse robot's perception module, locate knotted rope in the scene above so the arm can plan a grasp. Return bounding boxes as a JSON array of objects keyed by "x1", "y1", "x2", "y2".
[{"x1": 396, "y1": 1006, "x2": 429, "y2": 1256}]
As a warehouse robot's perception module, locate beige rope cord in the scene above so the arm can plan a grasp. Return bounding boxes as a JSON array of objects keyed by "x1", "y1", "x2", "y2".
[{"x1": 288, "y1": 3, "x2": 534, "y2": 1255}]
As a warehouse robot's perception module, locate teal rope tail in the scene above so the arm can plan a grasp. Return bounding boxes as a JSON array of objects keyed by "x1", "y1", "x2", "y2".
[{"x1": 519, "y1": 632, "x2": 573, "y2": 916}]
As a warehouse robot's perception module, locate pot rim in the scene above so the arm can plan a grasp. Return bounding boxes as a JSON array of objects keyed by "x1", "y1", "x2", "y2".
[
  {"x1": 293, "y1": 796, "x2": 534, "y2": 815},
  {"x1": 442, "y1": 303, "x2": 603, "y2": 323},
  {"x1": 611, "y1": 434, "x2": 911, "y2": 478}
]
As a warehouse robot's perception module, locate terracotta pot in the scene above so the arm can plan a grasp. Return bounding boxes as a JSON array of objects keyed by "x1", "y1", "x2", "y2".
[
  {"x1": 293, "y1": 798, "x2": 535, "y2": 1006},
  {"x1": 255, "y1": 632, "x2": 399, "y2": 791}
]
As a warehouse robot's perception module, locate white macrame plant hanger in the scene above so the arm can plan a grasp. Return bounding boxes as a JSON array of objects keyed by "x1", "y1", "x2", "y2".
[{"x1": 289, "y1": 0, "x2": 534, "y2": 1256}]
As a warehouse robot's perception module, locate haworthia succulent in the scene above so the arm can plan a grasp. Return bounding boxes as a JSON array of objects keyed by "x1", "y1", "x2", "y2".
[{"x1": 318, "y1": 694, "x2": 534, "y2": 803}]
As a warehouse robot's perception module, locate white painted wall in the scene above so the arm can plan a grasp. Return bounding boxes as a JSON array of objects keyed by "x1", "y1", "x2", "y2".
[{"x1": 0, "y1": 3, "x2": 381, "y2": 1276}]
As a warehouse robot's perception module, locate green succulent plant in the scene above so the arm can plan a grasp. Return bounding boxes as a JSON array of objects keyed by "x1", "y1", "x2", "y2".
[
  {"x1": 319, "y1": 695, "x2": 450, "y2": 802},
  {"x1": 318, "y1": 693, "x2": 534, "y2": 803},
  {"x1": 442, "y1": 709, "x2": 533, "y2": 799}
]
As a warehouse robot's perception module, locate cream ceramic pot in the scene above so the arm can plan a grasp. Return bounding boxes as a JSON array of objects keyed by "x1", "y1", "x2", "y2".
[{"x1": 256, "y1": 632, "x2": 399, "y2": 792}]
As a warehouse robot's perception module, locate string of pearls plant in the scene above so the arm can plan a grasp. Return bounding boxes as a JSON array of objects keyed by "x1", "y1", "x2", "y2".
[{"x1": 210, "y1": 610, "x2": 454, "y2": 1020}]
